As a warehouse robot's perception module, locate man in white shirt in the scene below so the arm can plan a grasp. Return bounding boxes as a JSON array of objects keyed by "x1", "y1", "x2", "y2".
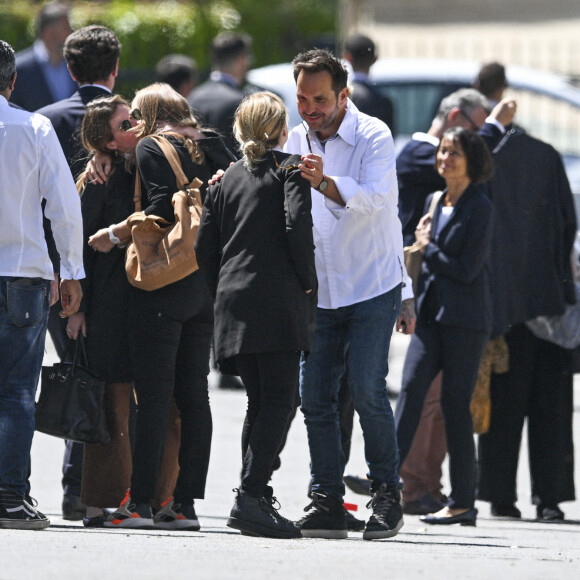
[
  {"x1": 286, "y1": 49, "x2": 414, "y2": 540},
  {"x1": 0, "y1": 40, "x2": 84, "y2": 531}
]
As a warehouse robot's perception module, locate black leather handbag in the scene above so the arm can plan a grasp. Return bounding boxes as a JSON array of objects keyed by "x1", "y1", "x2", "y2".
[{"x1": 36, "y1": 336, "x2": 110, "y2": 444}]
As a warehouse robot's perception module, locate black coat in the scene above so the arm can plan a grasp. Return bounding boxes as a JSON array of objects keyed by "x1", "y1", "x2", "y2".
[
  {"x1": 417, "y1": 184, "x2": 493, "y2": 334},
  {"x1": 188, "y1": 80, "x2": 245, "y2": 155},
  {"x1": 486, "y1": 128, "x2": 577, "y2": 336},
  {"x1": 349, "y1": 79, "x2": 395, "y2": 135},
  {"x1": 196, "y1": 151, "x2": 317, "y2": 366},
  {"x1": 37, "y1": 86, "x2": 110, "y2": 179},
  {"x1": 79, "y1": 162, "x2": 135, "y2": 382}
]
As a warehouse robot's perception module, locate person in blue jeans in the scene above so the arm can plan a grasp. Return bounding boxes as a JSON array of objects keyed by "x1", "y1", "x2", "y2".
[
  {"x1": 0, "y1": 40, "x2": 84, "y2": 531},
  {"x1": 285, "y1": 48, "x2": 415, "y2": 540}
]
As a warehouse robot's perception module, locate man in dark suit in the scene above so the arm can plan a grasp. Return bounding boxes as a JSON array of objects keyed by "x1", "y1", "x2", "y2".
[
  {"x1": 10, "y1": 2, "x2": 76, "y2": 112},
  {"x1": 343, "y1": 34, "x2": 395, "y2": 135},
  {"x1": 36, "y1": 24, "x2": 121, "y2": 522},
  {"x1": 188, "y1": 32, "x2": 253, "y2": 154}
]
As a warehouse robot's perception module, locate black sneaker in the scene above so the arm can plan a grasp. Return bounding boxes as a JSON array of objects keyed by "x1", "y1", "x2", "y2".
[
  {"x1": 227, "y1": 488, "x2": 301, "y2": 539},
  {"x1": 363, "y1": 483, "x2": 404, "y2": 540},
  {"x1": 154, "y1": 497, "x2": 200, "y2": 531},
  {"x1": 0, "y1": 487, "x2": 50, "y2": 530},
  {"x1": 103, "y1": 490, "x2": 154, "y2": 529},
  {"x1": 295, "y1": 492, "x2": 348, "y2": 539}
]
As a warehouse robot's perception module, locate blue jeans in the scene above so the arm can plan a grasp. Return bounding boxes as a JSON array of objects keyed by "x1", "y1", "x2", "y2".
[
  {"x1": 0, "y1": 277, "x2": 50, "y2": 496},
  {"x1": 300, "y1": 285, "x2": 402, "y2": 499}
]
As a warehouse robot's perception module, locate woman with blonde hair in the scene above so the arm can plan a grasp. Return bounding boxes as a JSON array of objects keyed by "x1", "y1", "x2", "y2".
[
  {"x1": 196, "y1": 91, "x2": 317, "y2": 538},
  {"x1": 89, "y1": 83, "x2": 235, "y2": 530}
]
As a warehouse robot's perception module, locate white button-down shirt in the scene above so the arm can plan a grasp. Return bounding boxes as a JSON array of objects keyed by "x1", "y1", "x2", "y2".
[
  {"x1": 286, "y1": 100, "x2": 411, "y2": 309},
  {"x1": 0, "y1": 96, "x2": 84, "y2": 280}
]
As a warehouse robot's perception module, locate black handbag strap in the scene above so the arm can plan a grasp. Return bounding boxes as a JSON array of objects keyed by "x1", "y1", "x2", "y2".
[{"x1": 59, "y1": 335, "x2": 89, "y2": 377}]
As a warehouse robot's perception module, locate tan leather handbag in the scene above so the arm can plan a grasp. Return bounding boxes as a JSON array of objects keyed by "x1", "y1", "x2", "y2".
[{"x1": 125, "y1": 135, "x2": 203, "y2": 291}]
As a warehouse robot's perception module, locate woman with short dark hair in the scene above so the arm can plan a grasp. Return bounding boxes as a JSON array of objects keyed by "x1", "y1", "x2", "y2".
[{"x1": 394, "y1": 127, "x2": 494, "y2": 527}]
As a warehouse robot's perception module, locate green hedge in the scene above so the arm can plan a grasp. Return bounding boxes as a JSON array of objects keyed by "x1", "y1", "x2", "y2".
[{"x1": 0, "y1": 0, "x2": 336, "y2": 98}]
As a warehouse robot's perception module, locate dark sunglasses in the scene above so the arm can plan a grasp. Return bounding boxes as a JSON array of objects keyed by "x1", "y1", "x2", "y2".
[
  {"x1": 119, "y1": 108, "x2": 142, "y2": 132},
  {"x1": 272, "y1": 150, "x2": 299, "y2": 171}
]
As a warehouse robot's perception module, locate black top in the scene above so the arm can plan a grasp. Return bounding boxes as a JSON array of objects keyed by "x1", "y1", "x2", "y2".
[
  {"x1": 196, "y1": 150, "x2": 317, "y2": 364},
  {"x1": 79, "y1": 160, "x2": 135, "y2": 382}
]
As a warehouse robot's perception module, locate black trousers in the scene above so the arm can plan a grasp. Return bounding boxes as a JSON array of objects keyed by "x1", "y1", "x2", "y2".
[
  {"x1": 235, "y1": 351, "x2": 301, "y2": 498},
  {"x1": 129, "y1": 273, "x2": 214, "y2": 505},
  {"x1": 395, "y1": 318, "x2": 488, "y2": 509},
  {"x1": 478, "y1": 324, "x2": 575, "y2": 507}
]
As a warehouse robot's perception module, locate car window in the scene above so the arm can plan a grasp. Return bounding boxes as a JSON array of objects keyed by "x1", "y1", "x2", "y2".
[{"x1": 375, "y1": 82, "x2": 466, "y2": 136}]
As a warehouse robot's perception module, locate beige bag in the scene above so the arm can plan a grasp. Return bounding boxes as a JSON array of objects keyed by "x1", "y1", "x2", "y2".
[
  {"x1": 403, "y1": 190, "x2": 444, "y2": 296},
  {"x1": 125, "y1": 135, "x2": 203, "y2": 291}
]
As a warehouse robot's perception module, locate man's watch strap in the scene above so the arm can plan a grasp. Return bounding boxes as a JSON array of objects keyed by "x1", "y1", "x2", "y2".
[{"x1": 316, "y1": 176, "x2": 329, "y2": 193}]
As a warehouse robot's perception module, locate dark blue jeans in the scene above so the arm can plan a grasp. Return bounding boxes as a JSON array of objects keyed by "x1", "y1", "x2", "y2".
[
  {"x1": 0, "y1": 277, "x2": 50, "y2": 496},
  {"x1": 300, "y1": 285, "x2": 402, "y2": 499}
]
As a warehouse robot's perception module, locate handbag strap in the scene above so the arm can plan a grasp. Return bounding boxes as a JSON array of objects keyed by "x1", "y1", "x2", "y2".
[
  {"x1": 428, "y1": 190, "x2": 444, "y2": 218},
  {"x1": 132, "y1": 134, "x2": 192, "y2": 213}
]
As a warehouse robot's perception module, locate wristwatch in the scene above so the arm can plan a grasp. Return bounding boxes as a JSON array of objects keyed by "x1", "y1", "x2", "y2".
[
  {"x1": 316, "y1": 176, "x2": 329, "y2": 193},
  {"x1": 108, "y1": 225, "x2": 121, "y2": 245}
]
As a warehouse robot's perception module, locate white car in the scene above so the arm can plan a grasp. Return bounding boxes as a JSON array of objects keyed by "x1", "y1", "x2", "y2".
[{"x1": 248, "y1": 58, "x2": 580, "y2": 202}]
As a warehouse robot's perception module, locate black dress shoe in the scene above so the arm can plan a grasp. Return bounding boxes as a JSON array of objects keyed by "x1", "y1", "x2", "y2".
[
  {"x1": 491, "y1": 503, "x2": 521, "y2": 519},
  {"x1": 536, "y1": 504, "x2": 564, "y2": 521},
  {"x1": 420, "y1": 508, "x2": 477, "y2": 526},
  {"x1": 62, "y1": 495, "x2": 86, "y2": 521},
  {"x1": 343, "y1": 475, "x2": 372, "y2": 496},
  {"x1": 344, "y1": 507, "x2": 365, "y2": 532}
]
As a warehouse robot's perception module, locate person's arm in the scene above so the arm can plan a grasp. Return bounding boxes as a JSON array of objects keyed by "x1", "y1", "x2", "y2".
[
  {"x1": 195, "y1": 183, "x2": 222, "y2": 299},
  {"x1": 38, "y1": 118, "x2": 85, "y2": 316},
  {"x1": 283, "y1": 167, "x2": 317, "y2": 294}
]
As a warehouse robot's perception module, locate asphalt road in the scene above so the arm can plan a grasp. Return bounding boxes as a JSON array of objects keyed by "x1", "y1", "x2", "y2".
[{"x1": 1, "y1": 333, "x2": 578, "y2": 579}]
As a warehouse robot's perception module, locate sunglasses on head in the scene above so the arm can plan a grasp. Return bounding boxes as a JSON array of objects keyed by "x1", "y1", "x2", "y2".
[{"x1": 119, "y1": 108, "x2": 142, "y2": 132}]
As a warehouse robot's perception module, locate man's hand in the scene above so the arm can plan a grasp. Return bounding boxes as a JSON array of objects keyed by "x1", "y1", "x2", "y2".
[
  {"x1": 66, "y1": 312, "x2": 87, "y2": 339},
  {"x1": 489, "y1": 98, "x2": 517, "y2": 127},
  {"x1": 49, "y1": 274, "x2": 60, "y2": 307},
  {"x1": 299, "y1": 153, "x2": 324, "y2": 189},
  {"x1": 85, "y1": 151, "x2": 113, "y2": 185},
  {"x1": 59, "y1": 279, "x2": 83, "y2": 318},
  {"x1": 396, "y1": 298, "x2": 416, "y2": 335}
]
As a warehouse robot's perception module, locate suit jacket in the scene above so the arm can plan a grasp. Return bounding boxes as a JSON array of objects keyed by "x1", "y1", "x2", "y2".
[
  {"x1": 349, "y1": 79, "x2": 395, "y2": 134},
  {"x1": 196, "y1": 151, "x2": 317, "y2": 365},
  {"x1": 417, "y1": 183, "x2": 493, "y2": 334},
  {"x1": 486, "y1": 128, "x2": 577, "y2": 336},
  {"x1": 11, "y1": 46, "x2": 75, "y2": 112},
  {"x1": 37, "y1": 86, "x2": 110, "y2": 180},
  {"x1": 188, "y1": 80, "x2": 244, "y2": 154}
]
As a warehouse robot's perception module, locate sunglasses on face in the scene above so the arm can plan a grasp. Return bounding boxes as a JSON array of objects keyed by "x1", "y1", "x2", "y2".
[{"x1": 119, "y1": 108, "x2": 142, "y2": 132}]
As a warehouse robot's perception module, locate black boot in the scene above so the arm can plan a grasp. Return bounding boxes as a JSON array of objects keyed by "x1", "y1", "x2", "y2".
[
  {"x1": 296, "y1": 492, "x2": 348, "y2": 539},
  {"x1": 363, "y1": 483, "x2": 404, "y2": 540},
  {"x1": 227, "y1": 488, "x2": 301, "y2": 539}
]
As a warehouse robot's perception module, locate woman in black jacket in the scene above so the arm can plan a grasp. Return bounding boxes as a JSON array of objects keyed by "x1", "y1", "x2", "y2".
[
  {"x1": 394, "y1": 127, "x2": 494, "y2": 527},
  {"x1": 196, "y1": 91, "x2": 317, "y2": 538},
  {"x1": 89, "y1": 84, "x2": 236, "y2": 530}
]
